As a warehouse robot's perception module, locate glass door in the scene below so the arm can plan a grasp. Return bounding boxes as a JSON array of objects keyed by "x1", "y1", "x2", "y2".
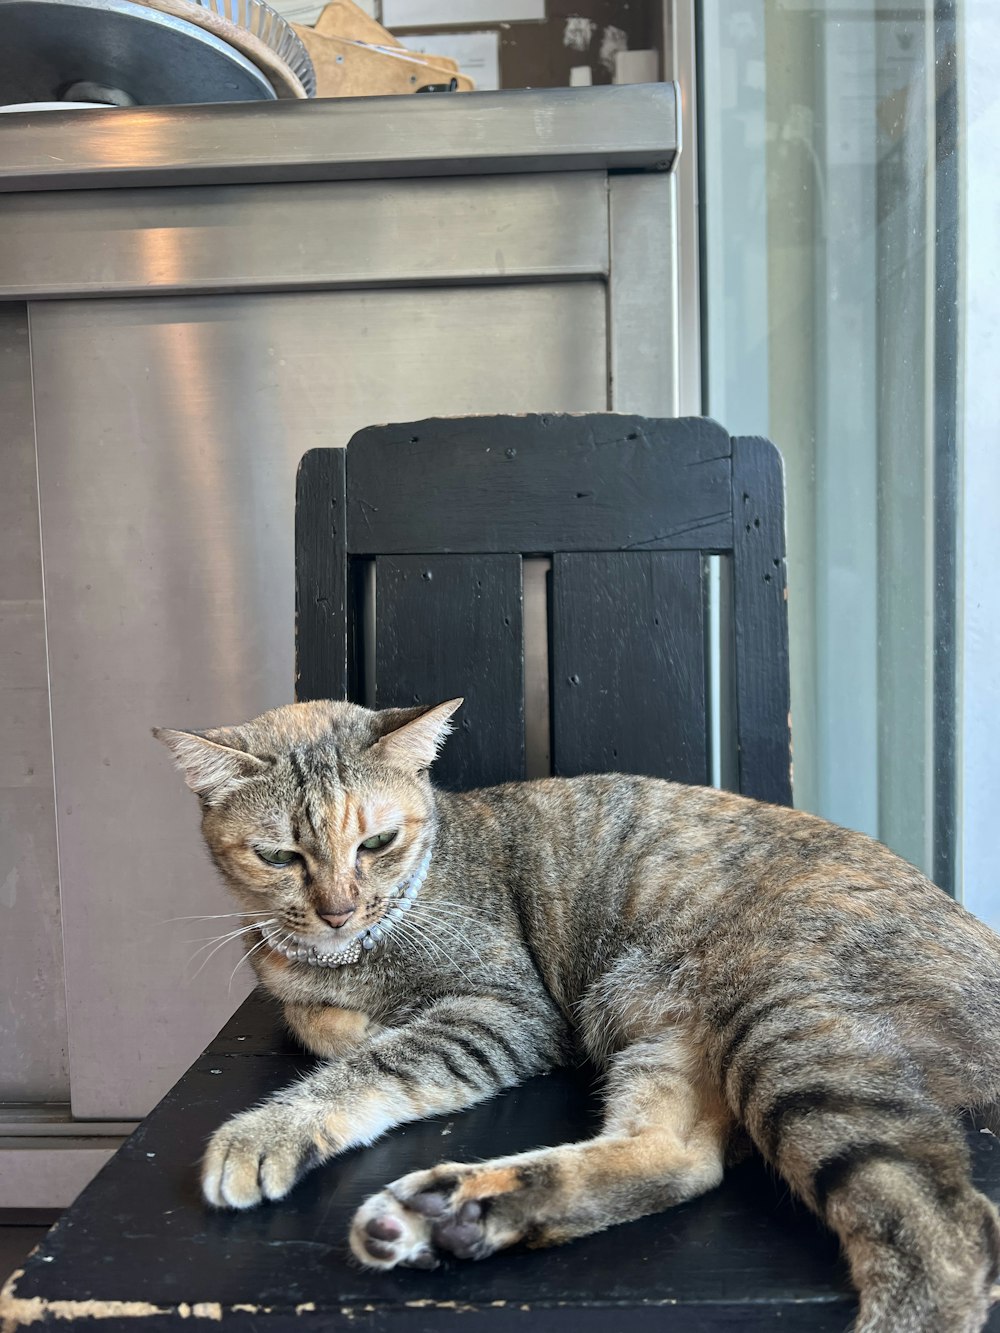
[{"x1": 697, "y1": 0, "x2": 996, "y2": 906}]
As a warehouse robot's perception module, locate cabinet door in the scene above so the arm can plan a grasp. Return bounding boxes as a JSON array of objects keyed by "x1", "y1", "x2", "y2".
[{"x1": 30, "y1": 281, "x2": 608, "y2": 1118}]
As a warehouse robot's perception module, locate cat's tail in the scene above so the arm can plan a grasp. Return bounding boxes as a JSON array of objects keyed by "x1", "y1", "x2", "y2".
[{"x1": 729, "y1": 1040, "x2": 1000, "y2": 1333}]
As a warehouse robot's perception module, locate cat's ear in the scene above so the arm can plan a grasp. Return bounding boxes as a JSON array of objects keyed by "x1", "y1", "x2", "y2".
[
  {"x1": 371, "y1": 699, "x2": 463, "y2": 771},
  {"x1": 153, "y1": 728, "x2": 267, "y2": 804}
]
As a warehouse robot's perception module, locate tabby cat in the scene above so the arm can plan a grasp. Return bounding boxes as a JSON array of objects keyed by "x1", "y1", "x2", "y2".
[{"x1": 157, "y1": 698, "x2": 1000, "y2": 1333}]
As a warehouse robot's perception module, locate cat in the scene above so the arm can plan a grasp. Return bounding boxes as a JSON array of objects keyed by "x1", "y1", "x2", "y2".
[{"x1": 156, "y1": 697, "x2": 1000, "y2": 1333}]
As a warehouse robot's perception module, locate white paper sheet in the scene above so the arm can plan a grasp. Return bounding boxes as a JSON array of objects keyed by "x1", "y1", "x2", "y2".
[
  {"x1": 398, "y1": 30, "x2": 501, "y2": 91},
  {"x1": 384, "y1": 0, "x2": 542, "y2": 26},
  {"x1": 269, "y1": 0, "x2": 375, "y2": 24}
]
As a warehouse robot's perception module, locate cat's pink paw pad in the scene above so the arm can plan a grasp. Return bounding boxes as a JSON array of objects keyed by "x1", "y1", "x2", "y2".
[
  {"x1": 350, "y1": 1177, "x2": 495, "y2": 1269},
  {"x1": 367, "y1": 1215, "x2": 403, "y2": 1241},
  {"x1": 350, "y1": 1192, "x2": 439, "y2": 1270}
]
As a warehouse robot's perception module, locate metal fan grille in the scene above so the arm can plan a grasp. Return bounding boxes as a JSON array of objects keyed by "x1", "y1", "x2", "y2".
[{"x1": 193, "y1": 0, "x2": 315, "y2": 96}]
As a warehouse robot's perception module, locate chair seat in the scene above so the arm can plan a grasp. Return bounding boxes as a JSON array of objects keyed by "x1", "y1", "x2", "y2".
[
  {"x1": 7, "y1": 989, "x2": 1000, "y2": 1331},
  {"x1": 7, "y1": 416, "x2": 988, "y2": 1330}
]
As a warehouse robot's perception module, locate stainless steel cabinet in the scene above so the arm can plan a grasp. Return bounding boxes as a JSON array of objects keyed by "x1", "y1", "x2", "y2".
[{"x1": 0, "y1": 86, "x2": 681, "y2": 1198}]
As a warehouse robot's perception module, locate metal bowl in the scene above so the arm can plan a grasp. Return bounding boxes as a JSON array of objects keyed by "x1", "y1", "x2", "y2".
[
  {"x1": 186, "y1": 0, "x2": 316, "y2": 97},
  {"x1": 0, "y1": 0, "x2": 315, "y2": 105}
]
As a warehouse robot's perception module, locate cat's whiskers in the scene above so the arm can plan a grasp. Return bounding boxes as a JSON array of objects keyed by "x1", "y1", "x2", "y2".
[
  {"x1": 409, "y1": 903, "x2": 488, "y2": 969},
  {"x1": 413, "y1": 897, "x2": 489, "y2": 932},
  {"x1": 229, "y1": 928, "x2": 276, "y2": 990},
  {"x1": 383, "y1": 915, "x2": 437, "y2": 970},
  {"x1": 267, "y1": 928, "x2": 293, "y2": 958},
  {"x1": 416, "y1": 895, "x2": 481, "y2": 910},
  {"x1": 187, "y1": 922, "x2": 272, "y2": 945},
  {"x1": 367, "y1": 890, "x2": 487, "y2": 975},
  {"x1": 400, "y1": 912, "x2": 478, "y2": 986},
  {"x1": 406, "y1": 895, "x2": 482, "y2": 916},
  {"x1": 371, "y1": 899, "x2": 445, "y2": 966},
  {"x1": 162, "y1": 911, "x2": 275, "y2": 925},
  {"x1": 185, "y1": 919, "x2": 277, "y2": 982},
  {"x1": 253, "y1": 927, "x2": 297, "y2": 970},
  {"x1": 416, "y1": 912, "x2": 486, "y2": 966},
  {"x1": 373, "y1": 891, "x2": 485, "y2": 934},
  {"x1": 390, "y1": 916, "x2": 454, "y2": 978},
  {"x1": 186, "y1": 919, "x2": 273, "y2": 952},
  {"x1": 411, "y1": 898, "x2": 484, "y2": 926},
  {"x1": 422, "y1": 931, "x2": 484, "y2": 984},
  {"x1": 414, "y1": 908, "x2": 486, "y2": 937}
]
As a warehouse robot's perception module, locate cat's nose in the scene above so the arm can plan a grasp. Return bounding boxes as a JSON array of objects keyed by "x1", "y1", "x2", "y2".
[{"x1": 319, "y1": 906, "x2": 356, "y2": 930}]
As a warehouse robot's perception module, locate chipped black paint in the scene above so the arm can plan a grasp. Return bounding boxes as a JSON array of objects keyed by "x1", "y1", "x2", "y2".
[{"x1": 7, "y1": 992, "x2": 1000, "y2": 1330}]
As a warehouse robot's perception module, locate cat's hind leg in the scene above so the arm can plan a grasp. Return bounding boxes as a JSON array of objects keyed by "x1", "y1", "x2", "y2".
[
  {"x1": 778, "y1": 1110, "x2": 999, "y2": 1333},
  {"x1": 728, "y1": 1028, "x2": 1000, "y2": 1333},
  {"x1": 350, "y1": 1036, "x2": 731, "y2": 1269}
]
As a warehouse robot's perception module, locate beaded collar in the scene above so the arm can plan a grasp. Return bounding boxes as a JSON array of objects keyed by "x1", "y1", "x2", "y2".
[{"x1": 266, "y1": 849, "x2": 431, "y2": 968}]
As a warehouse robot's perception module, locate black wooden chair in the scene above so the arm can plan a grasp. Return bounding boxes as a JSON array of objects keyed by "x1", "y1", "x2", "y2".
[
  {"x1": 295, "y1": 414, "x2": 791, "y2": 804},
  {"x1": 10, "y1": 415, "x2": 999, "y2": 1332}
]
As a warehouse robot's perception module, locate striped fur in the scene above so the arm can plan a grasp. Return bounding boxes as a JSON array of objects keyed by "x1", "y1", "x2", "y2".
[{"x1": 159, "y1": 699, "x2": 1000, "y2": 1333}]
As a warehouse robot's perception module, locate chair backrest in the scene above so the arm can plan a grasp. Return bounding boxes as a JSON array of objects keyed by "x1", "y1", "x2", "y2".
[{"x1": 295, "y1": 415, "x2": 792, "y2": 805}]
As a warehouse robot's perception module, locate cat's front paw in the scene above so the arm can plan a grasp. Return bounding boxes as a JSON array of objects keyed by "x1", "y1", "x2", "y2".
[
  {"x1": 202, "y1": 1103, "x2": 326, "y2": 1210},
  {"x1": 350, "y1": 1162, "x2": 525, "y2": 1269}
]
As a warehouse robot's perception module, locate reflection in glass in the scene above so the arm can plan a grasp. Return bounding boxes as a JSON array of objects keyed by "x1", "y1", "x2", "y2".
[{"x1": 701, "y1": 1, "x2": 963, "y2": 890}]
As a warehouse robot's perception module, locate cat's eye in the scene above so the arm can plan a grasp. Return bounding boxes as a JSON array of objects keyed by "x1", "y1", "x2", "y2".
[
  {"x1": 256, "y1": 847, "x2": 298, "y2": 867},
  {"x1": 360, "y1": 830, "x2": 398, "y2": 852}
]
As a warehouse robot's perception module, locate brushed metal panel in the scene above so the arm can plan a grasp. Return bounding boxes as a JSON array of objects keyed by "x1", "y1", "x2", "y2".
[
  {"x1": 0, "y1": 304, "x2": 69, "y2": 1103},
  {"x1": 30, "y1": 283, "x2": 607, "y2": 1119},
  {"x1": 664, "y1": 0, "x2": 703, "y2": 415},
  {"x1": 0, "y1": 84, "x2": 679, "y2": 193},
  {"x1": 0, "y1": 1143, "x2": 120, "y2": 1209},
  {"x1": 0, "y1": 1109, "x2": 135, "y2": 1135},
  {"x1": 0, "y1": 174, "x2": 609, "y2": 300},
  {"x1": 608, "y1": 171, "x2": 679, "y2": 415}
]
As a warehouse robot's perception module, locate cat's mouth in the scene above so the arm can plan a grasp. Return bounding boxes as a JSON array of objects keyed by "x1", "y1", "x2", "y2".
[
  {"x1": 267, "y1": 929, "x2": 365, "y2": 968},
  {"x1": 264, "y1": 850, "x2": 431, "y2": 969}
]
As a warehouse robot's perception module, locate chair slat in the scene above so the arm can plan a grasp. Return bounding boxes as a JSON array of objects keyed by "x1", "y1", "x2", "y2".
[
  {"x1": 347, "y1": 415, "x2": 733, "y2": 555},
  {"x1": 374, "y1": 555, "x2": 525, "y2": 790},
  {"x1": 551, "y1": 551, "x2": 708, "y2": 784},
  {"x1": 295, "y1": 448, "x2": 349, "y2": 702},
  {"x1": 732, "y1": 437, "x2": 792, "y2": 804},
  {"x1": 294, "y1": 418, "x2": 793, "y2": 807}
]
